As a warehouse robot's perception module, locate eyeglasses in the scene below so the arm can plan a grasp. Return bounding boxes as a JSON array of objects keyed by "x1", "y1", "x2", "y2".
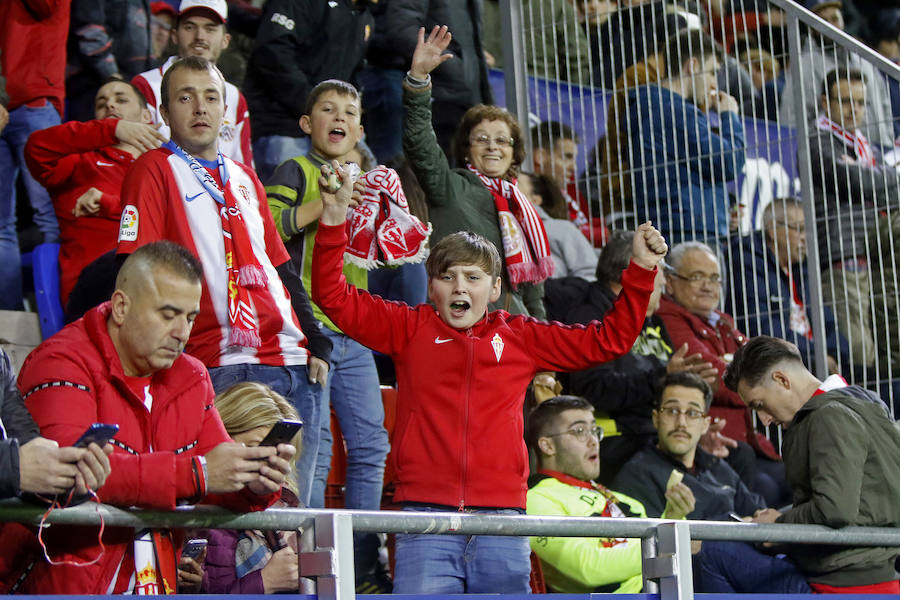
[
  {"x1": 656, "y1": 407, "x2": 707, "y2": 422},
  {"x1": 775, "y1": 220, "x2": 805, "y2": 233},
  {"x1": 470, "y1": 134, "x2": 515, "y2": 147},
  {"x1": 666, "y1": 270, "x2": 722, "y2": 286},
  {"x1": 546, "y1": 425, "x2": 604, "y2": 442}
]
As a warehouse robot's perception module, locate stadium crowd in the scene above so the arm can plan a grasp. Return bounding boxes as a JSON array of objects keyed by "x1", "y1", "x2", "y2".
[{"x1": 0, "y1": 0, "x2": 898, "y2": 594}]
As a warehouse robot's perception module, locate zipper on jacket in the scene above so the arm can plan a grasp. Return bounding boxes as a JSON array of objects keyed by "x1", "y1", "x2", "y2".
[{"x1": 459, "y1": 330, "x2": 476, "y2": 511}]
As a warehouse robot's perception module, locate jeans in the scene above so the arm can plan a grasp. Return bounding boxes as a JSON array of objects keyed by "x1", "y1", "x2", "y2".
[
  {"x1": 0, "y1": 100, "x2": 61, "y2": 309},
  {"x1": 252, "y1": 135, "x2": 310, "y2": 184},
  {"x1": 358, "y1": 67, "x2": 405, "y2": 163},
  {"x1": 393, "y1": 506, "x2": 532, "y2": 593},
  {"x1": 693, "y1": 540, "x2": 810, "y2": 593},
  {"x1": 367, "y1": 262, "x2": 428, "y2": 307},
  {"x1": 310, "y1": 328, "x2": 388, "y2": 575},
  {"x1": 207, "y1": 363, "x2": 323, "y2": 506}
]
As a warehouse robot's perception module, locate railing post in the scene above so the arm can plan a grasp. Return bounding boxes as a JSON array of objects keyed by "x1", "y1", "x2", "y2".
[
  {"x1": 783, "y1": 5, "x2": 830, "y2": 379},
  {"x1": 642, "y1": 522, "x2": 694, "y2": 600},
  {"x1": 499, "y1": 0, "x2": 533, "y2": 162},
  {"x1": 641, "y1": 534, "x2": 659, "y2": 593},
  {"x1": 299, "y1": 512, "x2": 355, "y2": 600},
  {"x1": 299, "y1": 519, "x2": 317, "y2": 594}
]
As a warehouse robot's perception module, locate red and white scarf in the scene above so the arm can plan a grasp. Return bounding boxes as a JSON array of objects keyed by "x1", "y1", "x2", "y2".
[
  {"x1": 345, "y1": 166, "x2": 431, "y2": 269},
  {"x1": 467, "y1": 163, "x2": 555, "y2": 286},
  {"x1": 815, "y1": 113, "x2": 877, "y2": 167},
  {"x1": 165, "y1": 141, "x2": 266, "y2": 348}
]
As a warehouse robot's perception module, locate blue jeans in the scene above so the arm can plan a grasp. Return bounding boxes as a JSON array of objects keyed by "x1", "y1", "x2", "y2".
[
  {"x1": 252, "y1": 135, "x2": 310, "y2": 183},
  {"x1": 207, "y1": 363, "x2": 323, "y2": 506},
  {"x1": 393, "y1": 506, "x2": 532, "y2": 593},
  {"x1": 367, "y1": 262, "x2": 428, "y2": 307},
  {"x1": 310, "y1": 328, "x2": 388, "y2": 574},
  {"x1": 358, "y1": 67, "x2": 405, "y2": 163},
  {"x1": 0, "y1": 100, "x2": 61, "y2": 309},
  {"x1": 693, "y1": 540, "x2": 810, "y2": 593}
]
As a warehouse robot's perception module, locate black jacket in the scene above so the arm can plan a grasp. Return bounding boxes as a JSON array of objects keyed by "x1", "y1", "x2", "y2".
[
  {"x1": 244, "y1": 0, "x2": 374, "y2": 140},
  {"x1": 0, "y1": 350, "x2": 40, "y2": 499},
  {"x1": 367, "y1": 0, "x2": 492, "y2": 107},
  {"x1": 546, "y1": 276, "x2": 671, "y2": 436},
  {"x1": 612, "y1": 446, "x2": 765, "y2": 520}
]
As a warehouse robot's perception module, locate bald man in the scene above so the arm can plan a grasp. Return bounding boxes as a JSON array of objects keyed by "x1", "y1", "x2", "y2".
[{"x1": 14, "y1": 240, "x2": 295, "y2": 594}]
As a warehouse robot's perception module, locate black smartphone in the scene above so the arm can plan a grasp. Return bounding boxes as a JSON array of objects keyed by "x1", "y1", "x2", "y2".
[
  {"x1": 181, "y1": 538, "x2": 207, "y2": 560},
  {"x1": 259, "y1": 420, "x2": 303, "y2": 447},
  {"x1": 74, "y1": 423, "x2": 119, "y2": 448}
]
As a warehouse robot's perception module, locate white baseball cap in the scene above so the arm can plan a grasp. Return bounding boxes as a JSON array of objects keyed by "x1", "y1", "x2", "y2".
[{"x1": 178, "y1": 0, "x2": 227, "y2": 23}]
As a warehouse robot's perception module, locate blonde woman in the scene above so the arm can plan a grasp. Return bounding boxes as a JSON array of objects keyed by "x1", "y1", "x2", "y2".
[{"x1": 200, "y1": 382, "x2": 304, "y2": 594}]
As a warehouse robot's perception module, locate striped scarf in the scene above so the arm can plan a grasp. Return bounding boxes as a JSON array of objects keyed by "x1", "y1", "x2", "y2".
[
  {"x1": 467, "y1": 163, "x2": 555, "y2": 286},
  {"x1": 815, "y1": 113, "x2": 876, "y2": 168},
  {"x1": 165, "y1": 142, "x2": 266, "y2": 348}
]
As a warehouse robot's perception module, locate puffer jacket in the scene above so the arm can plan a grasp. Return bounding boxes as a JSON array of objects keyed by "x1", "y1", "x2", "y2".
[
  {"x1": 0, "y1": 349, "x2": 40, "y2": 499},
  {"x1": 8, "y1": 303, "x2": 278, "y2": 594}
]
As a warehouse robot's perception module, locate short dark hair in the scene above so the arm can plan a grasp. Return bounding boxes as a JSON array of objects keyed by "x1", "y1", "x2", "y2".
[
  {"x1": 761, "y1": 196, "x2": 803, "y2": 230},
  {"x1": 528, "y1": 173, "x2": 569, "y2": 220},
  {"x1": 117, "y1": 241, "x2": 204, "y2": 290},
  {"x1": 656, "y1": 372, "x2": 713, "y2": 411},
  {"x1": 454, "y1": 104, "x2": 526, "y2": 180},
  {"x1": 595, "y1": 230, "x2": 634, "y2": 284},
  {"x1": 723, "y1": 336, "x2": 805, "y2": 392},
  {"x1": 304, "y1": 79, "x2": 361, "y2": 116},
  {"x1": 425, "y1": 231, "x2": 502, "y2": 281},
  {"x1": 820, "y1": 67, "x2": 866, "y2": 100},
  {"x1": 531, "y1": 120, "x2": 579, "y2": 149},
  {"x1": 663, "y1": 30, "x2": 723, "y2": 77},
  {"x1": 525, "y1": 395, "x2": 594, "y2": 458},
  {"x1": 160, "y1": 56, "x2": 225, "y2": 109},
  {"x1": 97, "y1": 78, "x2": 150, "y2": 109}
]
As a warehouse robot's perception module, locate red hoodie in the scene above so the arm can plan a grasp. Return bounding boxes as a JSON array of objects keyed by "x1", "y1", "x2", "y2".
[{"x1": 312, "y1": 222, "x2": 655, "y2": 509}]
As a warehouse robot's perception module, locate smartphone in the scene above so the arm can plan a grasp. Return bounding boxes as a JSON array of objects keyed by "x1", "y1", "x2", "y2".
[
  {"x1": 181, "y1": 539, "x2": 207, "y2": 560},
  {"x1": 74, "y1": 423, "x2": 119, "y2": 448},
  {"x1": 259, "y1": 420, "x2": 303, "y2": 447}
]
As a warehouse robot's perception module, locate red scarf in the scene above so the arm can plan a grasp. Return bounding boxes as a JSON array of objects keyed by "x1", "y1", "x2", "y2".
[
  {"x1": 165, "y1": 141, "x2": 266, "y2": 348},
  {"x1": 815, "y1": 113, "x2": 876, "y2": 167},
  {"x1": 539, "y1": 469, "x2": 628, "y2": 546},
  {"x1": 345, "y1": 166, "x2": 431, "y2": 269},
  {"x1": 467, "y1": 163, "x2": 555, "y2": 286}
]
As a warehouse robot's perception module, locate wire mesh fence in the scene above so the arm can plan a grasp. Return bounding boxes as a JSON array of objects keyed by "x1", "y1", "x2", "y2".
[{"x1": 514, "y1": 0, "x2": 900, "y2": 418}]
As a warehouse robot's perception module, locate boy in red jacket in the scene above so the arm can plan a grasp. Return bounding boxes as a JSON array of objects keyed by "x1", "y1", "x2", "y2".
[{"x1": 311, "y1": 162, "x2": 668, "y2": 593}]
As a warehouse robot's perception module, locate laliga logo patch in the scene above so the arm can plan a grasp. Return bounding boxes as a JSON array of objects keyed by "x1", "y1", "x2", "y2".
[
  {"x1": 119, "y1": 205, "x2": 139, "y2": 241},
  {"x1": 491, "y1": 333, "x2": 504, "y2": 362}
]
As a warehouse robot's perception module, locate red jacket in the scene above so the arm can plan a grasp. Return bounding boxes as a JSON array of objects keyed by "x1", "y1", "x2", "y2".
[
  {"x1": 9, "y1": 303, "x2": 278, "y2": 594},
  {"x1": 656, "y1": 296, "x2": 778, "y2": 459},
  {"x1": 25, "y1": 118, "x2": 135, "y2": 304},
  {"x1": 312, "y1": 223, "x2": 655, "y2": 509},
  {"x1": 0, "y1": 0, "x2": 69, "y2": 113}
]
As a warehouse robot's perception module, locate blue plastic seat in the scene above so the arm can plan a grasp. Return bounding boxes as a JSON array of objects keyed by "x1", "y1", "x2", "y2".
[{"x1": 28, "y1": 242, "x2": 64, "y2": 339}]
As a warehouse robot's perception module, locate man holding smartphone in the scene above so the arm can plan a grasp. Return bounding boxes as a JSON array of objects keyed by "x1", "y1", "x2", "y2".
[{"x1": 12, "y1": 241, "x2": 295, "y2": 594}]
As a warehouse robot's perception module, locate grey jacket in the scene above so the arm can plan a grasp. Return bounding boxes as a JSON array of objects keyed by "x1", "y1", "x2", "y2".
[
  {"x1": 0, "y1": 350, "x2": 40, "y2": 499},
  {"x1": 778, "y1": 385, "x2": 900, "y2": 586}
]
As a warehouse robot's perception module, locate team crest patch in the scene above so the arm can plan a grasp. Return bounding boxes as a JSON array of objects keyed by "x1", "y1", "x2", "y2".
[
  {"x1": 491, "y1": 333, "x2": 504, "y2": 362},
  {"x1": 238, "y1": 184, "x2": 251, "y2": 203},
  {"x1": 119, "y1": 205, "x2": 139, "y2": 242}
]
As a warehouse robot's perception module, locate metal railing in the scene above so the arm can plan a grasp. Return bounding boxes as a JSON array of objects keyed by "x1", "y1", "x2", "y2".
[
  {"x1": 2, "y1": 500, "x2": 899, "y2": 599},
  {"x1": 504, "y1": 0, "x2": 900, "y2": 414}
]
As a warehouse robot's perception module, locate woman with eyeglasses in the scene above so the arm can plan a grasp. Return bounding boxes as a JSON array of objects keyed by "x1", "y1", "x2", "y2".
[
  {"x1": 402, "y1": 26, "x2": 553, "y2": 318},
  {"x1": 656, "y1": 240, "x2": 791, "y2": 508}
]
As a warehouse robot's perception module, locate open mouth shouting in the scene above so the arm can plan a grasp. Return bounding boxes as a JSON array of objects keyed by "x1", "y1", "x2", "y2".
[
  {"x1": 449, "y1": 300, "x2": 470, "y2": 317},
  {"x1": 328, "y1": 127, "x2": 347, "y2": 144}
]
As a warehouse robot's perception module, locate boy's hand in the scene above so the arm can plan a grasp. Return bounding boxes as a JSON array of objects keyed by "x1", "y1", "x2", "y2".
[
  {"x1": 318, "y1": 161, "x2": 363, "y2": 226},
  {"x1": 631, "y1": 221, "x2": 667, "y2": 270},
  {"x1": 410, "y1": 26, "x2": 454, "y2": 80}
]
